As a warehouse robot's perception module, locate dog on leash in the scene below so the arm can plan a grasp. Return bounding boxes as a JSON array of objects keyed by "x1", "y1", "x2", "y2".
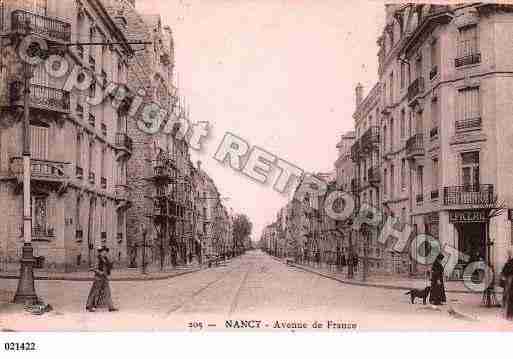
[{"x1": 405, "y1": 286, "x2": 431, "y2": 305}]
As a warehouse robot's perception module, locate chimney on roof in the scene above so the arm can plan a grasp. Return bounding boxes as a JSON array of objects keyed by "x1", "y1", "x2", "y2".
[{"x1": 355, "y1": 83, "x2": 364, "y2": 108}]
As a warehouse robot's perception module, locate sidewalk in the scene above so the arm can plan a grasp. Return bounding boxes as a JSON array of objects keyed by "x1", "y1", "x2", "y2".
[
  {"x1": 0, "y1": 264, "x2": 202, "y2": 282},
  {"x1": 286, "y1": 260, "x2": 503, "y2": 295}
]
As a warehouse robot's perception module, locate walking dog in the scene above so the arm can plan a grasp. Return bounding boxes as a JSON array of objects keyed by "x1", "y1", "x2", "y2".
[{"x1": 405, "y1": 287, "x2": 431, "y2": 305}]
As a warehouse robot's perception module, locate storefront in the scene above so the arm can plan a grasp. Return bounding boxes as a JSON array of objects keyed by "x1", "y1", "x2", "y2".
[{"x1": 449, "y1": 210, "x2": 488, "y2": 264}]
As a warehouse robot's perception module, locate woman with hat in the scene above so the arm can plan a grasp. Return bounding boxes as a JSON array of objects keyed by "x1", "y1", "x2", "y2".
[
  {"x1": 430, "y1": 253, "x2": 447, "y2": 306},
  {"x1": 86, "y1": 246, "x2": 118, "y2": 312}
]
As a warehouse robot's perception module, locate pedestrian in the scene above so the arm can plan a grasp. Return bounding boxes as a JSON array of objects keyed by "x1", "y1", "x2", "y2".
[
  {"x1": 86, "y1": 246, "x2": 118, "y2": 312},
  {"x1": 500, "y1": 250, "x2": 513, "y2": 320},
  {"x1": 429, "y1": 254, "x2": 446, "y2": 306}
]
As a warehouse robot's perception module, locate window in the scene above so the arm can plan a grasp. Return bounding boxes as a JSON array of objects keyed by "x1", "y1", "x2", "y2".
[
  {"x1": 389, "y1": 72, "x2": 394, "y2": 104},
  {"x1": 88, "y1": 140, "x2": 94, "y2": 174},
  {"x1": 31, "y1": 124, "x2": 49, "y2": 160},
  {"x1": 384, "y1": 168, "x2": 388, "y2": 195},
  {"x1": 400, "y1": 109, "x2": 405, "y2": 139},
  {"x1": 458, "y1": 87, "x2": 480, "y2": 122},
  {"x1": 390, "y1": 165, "x2": 395, "y2": 198},
  {"x1": 417, "y1": 166, "x2": 424, "y2": 200},
  {"x1": 431, "y1": 98, "x2": 439, "y2": 135},
  {"x1": 400, "y1": 61, "x2": 406, "y2": 89},
  {"x1": 390, "y1": 118, "x2": 394, "y2": 151},
  {"x1": 433, "y1": 158, "x2": 439, "y2": 190},
  {"x1": 76, "y1": 134, "x2": 82, "y2": 167},
  {"x1": 101, "y1": 147, "x2": 106, "y2": 178},
  {"x1": 383, "y1": 125, "x2": 387, "y2": 152},
  {"x1": 409, "y1": 111, "x2": 414, "y2": 137},
  {"x1": 461, "y1": 152, "x2": 479, "y2": 190},
  {"x1": 401, "y1": 159, "x2": 406, "y2": 191},
  {"x1": 430, "y1": 39, "x2": 439, "y2": 77},
  {"x1": 415, "y1": 111, "x2": 423, "y2": 135},
  {"x1": 458, "y1": 25, "x2": 478, "y2": 59},
  {"x1": 32, "y1": 195, "x2": 51, "y2": 237},
  {"x1": 415, "y1": 56, "x2": 422, "y2": 80}
]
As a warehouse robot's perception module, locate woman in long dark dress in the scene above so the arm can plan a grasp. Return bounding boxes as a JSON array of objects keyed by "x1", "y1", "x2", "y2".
[
  {"x1": 86, "y1": 247, "x2": 117, "y2": 312},
  {"x1": 430, "y1": 254, "x2": 446, "y2": 305},
  {"x1": 501, "y1": 252, "x2": 513, "y2": 320}
]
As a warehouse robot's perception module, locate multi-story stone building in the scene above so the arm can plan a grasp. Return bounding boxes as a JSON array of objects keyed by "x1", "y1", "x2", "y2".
[
  {"x1": 355, "y1": 3, "x2": 513, "y2": 278},
  {"x1": 0, "y1": 0, "x2": 134, "y2": 271}
]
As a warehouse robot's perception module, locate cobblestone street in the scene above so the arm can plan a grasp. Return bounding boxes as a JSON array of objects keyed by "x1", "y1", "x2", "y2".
[{"x1": 1, "y1": 251, "x2": 512, "y2": 331}]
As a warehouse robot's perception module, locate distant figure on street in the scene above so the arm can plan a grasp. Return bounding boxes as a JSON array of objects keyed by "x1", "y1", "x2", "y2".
[
  {"x1": 429, "y1": 254, "x2": 446, "y2": 305},
  {"x1": 86, "y1": 246, "x2": 118, "y2": 312},
  {"x1": 501, "y1": 251, "x2": 513, "y2": 320}
]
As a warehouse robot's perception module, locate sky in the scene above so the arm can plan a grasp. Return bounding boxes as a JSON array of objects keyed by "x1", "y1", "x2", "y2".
[{"x1": 135, "y1": 0, "x2": 386, "y2": 242}]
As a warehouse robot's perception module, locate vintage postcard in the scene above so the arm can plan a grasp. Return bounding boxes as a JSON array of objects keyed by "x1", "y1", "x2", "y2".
[{"x1": 1, "y1": 0, "x2": 513, "y2": 342}]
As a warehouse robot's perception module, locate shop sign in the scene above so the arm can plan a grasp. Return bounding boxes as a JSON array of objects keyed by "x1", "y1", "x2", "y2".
[{"x1": 449, "y1": 210, "x2": 487, "y2": 223}]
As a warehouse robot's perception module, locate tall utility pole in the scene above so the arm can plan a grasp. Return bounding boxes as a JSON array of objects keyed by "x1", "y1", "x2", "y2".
[{"x1": 14, "y1": 21, "x2": 38, "y2": 305}]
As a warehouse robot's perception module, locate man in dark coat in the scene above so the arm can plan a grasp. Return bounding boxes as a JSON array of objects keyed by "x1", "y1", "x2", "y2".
[
  {"x1": 430, "y1": 254, "x2": 446, "y2": 305},
  {"x1": 501, "y1": 251, "x2": 513, "y2": 320}
]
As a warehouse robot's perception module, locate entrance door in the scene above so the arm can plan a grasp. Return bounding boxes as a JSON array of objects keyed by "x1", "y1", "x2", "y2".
[{"x1": 457, "y1": 223, "x2": 486, "y2": 263}]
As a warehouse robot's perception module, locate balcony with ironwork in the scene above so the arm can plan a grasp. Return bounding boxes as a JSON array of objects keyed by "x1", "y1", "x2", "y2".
[
  {"x1": 429, "y1": 66, "x2": 438, "y2": 80},
  {"x1": 115, "y1": 184, "x2": 130, "y2": 201},
  {"x1": 76, "y1": 166, "x2": 83, "y2": 179},
  {"x1": 443, "y1": 184, "x2": 495, "y2": 207},
  {"x1": 455, "y1": 53, "x2": 481, "y2": 68},
  {"x1": 10, "y1": 157, "x2": 69, "y2": 187},
  {"x1": 455, "y1": 117, "x2": 481, "y2": 133},
  {"x1": 115, "y1": 133, "x2": 133, "y2": 154},
  {"x1": 10, "y1": 82, "x2": 70, "y2": 114},
  {"x1": 32, "y1": 225, "x2": 55, "y2": 242},
  {"x1": 408, "y1": 77, "x2": 425, "y2": 103},
  {"x1": 360, "y1": 126, "x2": 380, "y2": 152},
  {"x1": 10, "y1": 9, "x2": 71, "y2": 43},
  {"x1": 405, "y1": 134, "x2": 425, "y2": 159},
  {"x1": 368, "y1": 167, "x2": 381, "y2": 185}
]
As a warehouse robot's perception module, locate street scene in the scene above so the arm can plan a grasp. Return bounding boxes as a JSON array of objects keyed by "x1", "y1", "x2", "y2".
[
  {"x1": 1, "y1": 0, "x2": 513, "y2": 336},
  {"x1": 1, "y1": 250, "x2": 511, "y2": 331}
]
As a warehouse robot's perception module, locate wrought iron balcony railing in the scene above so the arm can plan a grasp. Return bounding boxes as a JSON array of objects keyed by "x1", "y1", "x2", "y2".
[
  {"x1": 10, "y1": 82, "x2": 70, "y2": 113},
  {"x1": 443, "y1": 184, "x2": 494, "y2": 206},
  {"x1": 408, "y1": 77, "x2": 425, "y2": 102},
  {"x1": 76, "y1": 165, "x2": 83, "y2": 179},
  {"x1": 10, "y1": 157, "x2": 68, "y2": 183},
  {"x1": 360, "y1": 126, "x2": 380, "y2": 150},
  {"x1": 455, "y1": 53, "x2": 481, "y2": 68},
  {"x1": 115, "y1": 133, "x2": 133, "y2": 153},
  {"x1": 368, "y1": 167, "x2": 381, "y2": 184},
  {"x1": 405, "y1": 134, "x2": 425, "y2": 158},
  {"x1": 11, "y1": 9, "x2": 71, "y2": 43},
  {"x1": 455, "y1": 117, "x2": 481, "y2": 132},
  {"x1": 32, "y1": 225, "x2": 54, "y2": 240},
  {"x1": 429, "y1": 66, "x2": 438, "y2": 80}
]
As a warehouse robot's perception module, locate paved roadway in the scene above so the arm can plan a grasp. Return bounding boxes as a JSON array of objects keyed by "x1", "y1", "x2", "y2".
[{"x1": 0, "y1": 251, "x2": 511, "y2": 331}]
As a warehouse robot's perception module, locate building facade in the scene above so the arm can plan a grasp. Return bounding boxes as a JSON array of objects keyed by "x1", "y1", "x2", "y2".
[{"x1": 0, "y1": 0, "x2": 134, "y2": 271}]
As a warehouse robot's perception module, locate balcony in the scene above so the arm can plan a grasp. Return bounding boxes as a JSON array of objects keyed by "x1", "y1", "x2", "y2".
[
  {"x1": 408, "y1": 77, "x2": 425, "y2": 103},
  {"x1": 455, "y1": 53, "x2": 481, "y2": 68},
  {"x1": 10, "y1": 82, "x2": 70, "y2": 113},
  {"x1": 443, "y1": 185, "x2": 494, "y2": 207},
  {"x1": 76, "y1": 228, "x2": 83, "y2": 241},
  {"x1": 88, "y1": 171, "x2": 95, "y2": 184},
  {"x1": 32, "y1": 225, "x2": 55, "y2": 241},
  {"x1": 455, "y1": 117, "x2": 481, "y2": 132},
  {"x1": 360, "y1": 126, "x2": 380, "y2": 152},
  {"x1": 431, "y1": 189, "x2": 440, "y2": 201},
  {"x1": 101, "y1": 177, "x2": 107, "y2": 189},
  {"x1": 88, "y1": 114, "x2": 96, "y2": 128},
  {"x1": 429, "y1": 66, "x2": 438, "y2": 80},
  {"x1": 405, "y1": 134, "x2": 425, "y2": 159},
  {"x1": 115, "y1": 133, "x2": 133, "y2": 153},
  {"x1": 368, "y1": 167, "x2": 381, "y2": 184},
  {"x1": 76, "y1": 166, "x2": 83, "y2": 179},
  {"x1": 10, "y1": 157, "x2": 68, "y2": 186},
  {"x1": 115, "y1": 184, "x2": 130, "y2": 201},
  {"x1": 11, "y1": 9, "x2": 71, "y2": 43},
  {"x1": 430, "y1": 127, "x2": 439, "y2": 139}
]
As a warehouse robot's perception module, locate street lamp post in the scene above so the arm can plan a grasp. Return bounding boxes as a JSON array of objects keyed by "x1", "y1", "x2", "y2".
[{"x1": 14, "y1": 21, "x2": 38, "y2": 305}]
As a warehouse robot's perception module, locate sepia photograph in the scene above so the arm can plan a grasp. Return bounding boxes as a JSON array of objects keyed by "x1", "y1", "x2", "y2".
[{"x1": 1, "y1": 0, "x2": 513, "y2": 351}]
